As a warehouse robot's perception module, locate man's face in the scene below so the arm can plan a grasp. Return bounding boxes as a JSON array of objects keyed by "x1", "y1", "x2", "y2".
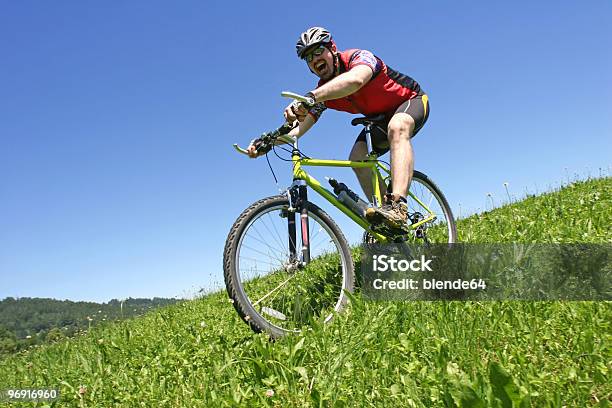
[{"x1": 305, "y1": 46, "x2": 334, "y2": 80}]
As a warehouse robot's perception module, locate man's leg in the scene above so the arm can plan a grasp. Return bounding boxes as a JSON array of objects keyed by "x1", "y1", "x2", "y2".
[
  {"x1": 365, "y1": 95, "x2": 429, "y2": 229},
  {"x1": 387, "y1": 112, "x2": 416, "y2": 198},
  {"x1": 349, "y1": 141, "x2": 386, "y2": 202},
  {"x1": 363, "y1": 113, "x2": 415, "y2": 229}
]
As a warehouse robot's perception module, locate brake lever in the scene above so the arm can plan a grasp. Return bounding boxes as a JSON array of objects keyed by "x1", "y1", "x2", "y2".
[{"x1": 281, "y1": 91, "x2": 315, "y2": 106}]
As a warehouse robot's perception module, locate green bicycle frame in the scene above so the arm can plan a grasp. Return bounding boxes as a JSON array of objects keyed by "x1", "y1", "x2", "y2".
[
  {"x1": 291, "y1": 150, "x2": 438, "y2": 243},
  {"x1": 233, "y1": 122, "x2": 439, "y2": 243}
]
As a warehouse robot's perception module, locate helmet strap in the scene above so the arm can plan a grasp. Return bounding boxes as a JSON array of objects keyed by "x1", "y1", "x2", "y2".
[
  {"x1": 325, "y1": 42, "x2": 339, "y2": 76},
  {"x1": 332, "y1": 51, "x2": 339, "y2": 75}
]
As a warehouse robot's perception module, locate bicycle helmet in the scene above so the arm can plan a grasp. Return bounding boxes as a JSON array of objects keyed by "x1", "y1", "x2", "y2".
[{"x1": 296, "y1": 27, "x2": 334, "y2": 58}]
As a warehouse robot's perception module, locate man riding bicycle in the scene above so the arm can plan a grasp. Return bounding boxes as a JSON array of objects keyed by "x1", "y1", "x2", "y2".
[{"x1": 247, "y1": 26, "x2": 429, "y2": 230}]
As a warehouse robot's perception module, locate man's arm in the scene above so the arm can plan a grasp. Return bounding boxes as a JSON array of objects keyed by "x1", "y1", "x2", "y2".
[
  {"x1": 310, "y1": 65, "x2": 373, "y2": 102},
  {"x1": 246, "y1": 113, "x2": 317, "y2": 158},
  {"x1": 286, "y1": 114, "x2": 316, "y2": 139}
]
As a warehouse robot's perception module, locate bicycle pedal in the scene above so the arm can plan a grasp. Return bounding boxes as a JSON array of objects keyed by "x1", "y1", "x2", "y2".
[
  {"x1": 370, "y1": 222, "x2": 410, "y2": 237},
  {"x1": 364, "y1": 207, "x2": 386, "y2": 225},
  {"x1": 366, "y1": 214, "x2": 409, "y2": 233}
]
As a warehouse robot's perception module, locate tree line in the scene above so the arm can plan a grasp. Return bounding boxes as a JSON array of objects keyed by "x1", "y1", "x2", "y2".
[{"x1": 0, "y1": 297, "x2": 179, "y2": 355}]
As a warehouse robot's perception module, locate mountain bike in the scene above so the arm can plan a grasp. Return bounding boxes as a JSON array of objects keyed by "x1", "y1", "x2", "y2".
[{"x1": 224, "y1": 92, "x2": 456, "y2": 338}]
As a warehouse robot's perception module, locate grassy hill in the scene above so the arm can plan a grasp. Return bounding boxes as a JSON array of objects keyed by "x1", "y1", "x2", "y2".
[{"x1": 1, "y1": 178, "x2": 610, "y2": 407}]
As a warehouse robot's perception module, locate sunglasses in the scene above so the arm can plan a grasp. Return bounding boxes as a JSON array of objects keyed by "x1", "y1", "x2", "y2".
[{"x1": 303, "y1": 46, "x2": 326, "y2": 63}]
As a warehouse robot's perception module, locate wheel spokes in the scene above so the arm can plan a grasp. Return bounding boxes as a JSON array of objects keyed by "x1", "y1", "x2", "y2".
[{"x1": 236, "y1": 204, "x2": 347, "y2": 332}]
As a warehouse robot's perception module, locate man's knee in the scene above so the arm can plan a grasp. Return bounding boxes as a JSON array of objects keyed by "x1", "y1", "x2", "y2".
[{"x1": 388, "y1": 113, "x2": 415, "y2": 140}]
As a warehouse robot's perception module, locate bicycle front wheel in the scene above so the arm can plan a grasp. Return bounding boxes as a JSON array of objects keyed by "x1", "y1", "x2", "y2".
[{"x1": 223, "y1": 195, "x2": 354, "y2": 338}]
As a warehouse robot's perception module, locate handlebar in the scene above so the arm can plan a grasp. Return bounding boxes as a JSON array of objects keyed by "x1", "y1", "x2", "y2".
[
  {"x1": 233, "y1": 91, "x2": 312, "y2": 156},
  {"x1": 232, "y1": 132, "x2": 296, "y2": 155},
  {"x1": 233, "y1": 122, "x2": 298, "y2": 156}
]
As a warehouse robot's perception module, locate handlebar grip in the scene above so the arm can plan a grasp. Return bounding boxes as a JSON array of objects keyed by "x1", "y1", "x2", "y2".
[{"x1": 233, "y1": 144, "x2": 249, "y2": 155}]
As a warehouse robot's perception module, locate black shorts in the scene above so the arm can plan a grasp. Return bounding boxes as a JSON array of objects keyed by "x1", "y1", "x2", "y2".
[{"x1": 355, "y1": 94, "x2": 430, "y2": 155}]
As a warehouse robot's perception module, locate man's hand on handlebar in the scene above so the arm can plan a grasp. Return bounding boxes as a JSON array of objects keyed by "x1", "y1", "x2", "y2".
[
  {"x1": 246, "y1": 133, "x2": 273, "y2": 158},
  {"x1": 284, "y1": 101, "x2": 309, "y2": 123},
  {"x1": 236, "y1": 92, "x2": 315, "y2": 158},
  {"x1": 283, "y1": 91, "x2": 316, "y2": 123}
]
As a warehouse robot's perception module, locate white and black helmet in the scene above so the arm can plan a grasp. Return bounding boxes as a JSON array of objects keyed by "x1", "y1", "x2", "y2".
[{"x1": 296, "y1": 27, "x2": 333, "y2": 58}]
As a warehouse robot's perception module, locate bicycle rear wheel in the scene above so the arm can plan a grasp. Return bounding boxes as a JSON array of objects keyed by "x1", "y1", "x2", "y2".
[
  {"x1": 224, "y1": 195, "x2": 354, "y2": 338},
  {"x1": 405, "y1": 170, "x2": 457, "y2": 244},
  {"x1": 366, "y1": 170, "x2": 457, "y2": 244}
]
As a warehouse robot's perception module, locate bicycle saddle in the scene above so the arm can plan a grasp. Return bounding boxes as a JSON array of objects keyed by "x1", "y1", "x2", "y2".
[{"x1": 351, "y1": 114, "x2": 387, "y2": 127}]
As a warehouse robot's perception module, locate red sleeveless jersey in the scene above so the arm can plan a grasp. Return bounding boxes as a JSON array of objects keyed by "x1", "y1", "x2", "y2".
[{"x1": 317, "y1": 49, "x2": 422, "y2": 116}]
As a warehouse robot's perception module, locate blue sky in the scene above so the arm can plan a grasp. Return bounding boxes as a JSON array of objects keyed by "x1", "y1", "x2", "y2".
[{"x1": 1, "y1": 1, "x2": 610, "y2": 302}]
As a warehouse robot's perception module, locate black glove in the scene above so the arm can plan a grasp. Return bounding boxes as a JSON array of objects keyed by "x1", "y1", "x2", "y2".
[{"x1": 251, "y1": 133, "x2": 273, "y2": 155}]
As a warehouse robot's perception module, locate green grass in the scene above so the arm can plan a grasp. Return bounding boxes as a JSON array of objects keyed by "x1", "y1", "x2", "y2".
[
  {"x1": 1, "y1": 178, "x2": 610, "y2": 407},
  {"x1": 459, "y1": 177, "x2": 610, "y2": 243}
]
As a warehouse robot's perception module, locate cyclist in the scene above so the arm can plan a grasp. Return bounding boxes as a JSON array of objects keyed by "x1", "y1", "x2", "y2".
[{"x1": 247, "y1": 27, "x2": 429, "y2": 230}]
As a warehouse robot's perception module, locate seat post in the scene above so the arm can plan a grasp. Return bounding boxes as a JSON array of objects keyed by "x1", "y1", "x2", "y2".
[{"x1": 364, "y1": 124, "x2": 374, "y2": 155}]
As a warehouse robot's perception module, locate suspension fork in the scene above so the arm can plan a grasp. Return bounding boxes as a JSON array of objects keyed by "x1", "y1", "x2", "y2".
[
  {"x1": 287, "y1": 182, "x2": 310, "y2": 265},
  {"x1": 299, "y1": 185, "x2": 311, "y2": 264}
]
